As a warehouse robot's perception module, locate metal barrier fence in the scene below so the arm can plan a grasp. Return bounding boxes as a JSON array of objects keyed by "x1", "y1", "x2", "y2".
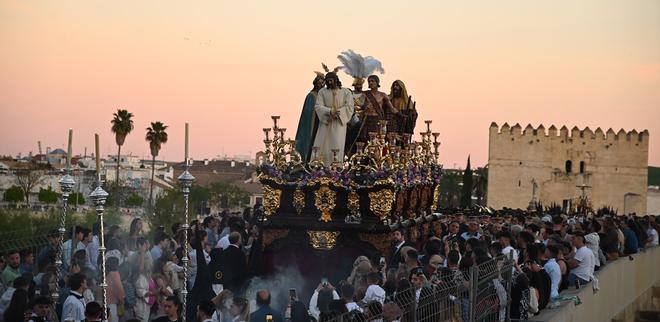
[
  {"x1": 0, "y1": 225, "x2": 53, "y2": 257},
  {"x1": 321, "y1": 254, "x2": 516, "y2": 322}
]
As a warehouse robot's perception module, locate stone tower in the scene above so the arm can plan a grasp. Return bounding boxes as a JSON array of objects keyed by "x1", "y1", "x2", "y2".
[{"x1": 487, "y1": 122, "x2": 649, "y2": 214}]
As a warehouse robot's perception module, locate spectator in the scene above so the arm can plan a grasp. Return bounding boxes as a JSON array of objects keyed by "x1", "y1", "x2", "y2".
[
  {"x1": 153, "y1": 295, "x2": 181, "y2": 322},
  {"x1": 85, "y1": 301, "x2": 103, "y2": 322},
  {"x1": 568, "y1": 233, "x2": 595, "y2": 287},
  {"x1": 340, "y1": 283, "x2": 361, "y2": 313},
  {"x1": 543, "y1": 245, "x2": 562, "y2": 299},
  {"x1": 61, "y1": 273, "x2": 87, "y2": 322},
  {"x1": 622, "y1": 220, "x2": 640, "y2": 254},
  {"x1": 3, "y1": 288, "x2": 28, "y2": 322},
  {"x1": 106, "y1": 257, "x2": 125, "y2": 322},
  {"x1": 19, "y1": 250, "x2": 35, "y2": 275},
  {"x1": 227, "y1": 297, "x2": 250, "y2": 322},
  {"x1": 210, "y1": 289, "x2": 233, "y2": 322},
  {"x1": 309, "y1": 283, "x2": 339, "y2": 320},
  {"x1": 644, "y1": 221, "x2": 659, "y2": 247},
  {"x1": 27, "y1": 295, "x2": 52, "y2": 322},
  {"x1": 249, "y1": 290, "x2": 282, "y2": 322},
  {"x1": 600, "y1": 219, "x2": 620, "y2": 261},
  {"x1": 363, "y1": 272, "x2": 386, "y2": 305},
  {"x1": 1, "y1": 250, "x2": 20, "y2": 287}
]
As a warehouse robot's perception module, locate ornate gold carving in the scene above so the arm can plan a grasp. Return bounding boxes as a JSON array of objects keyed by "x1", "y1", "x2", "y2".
[
  {"x1": 293, "y1": 188, "x2": 305, "y2": 215},
  {"x1": 347, "y1": 190, "x2": 360, "y2": 215},
  {"x1": 358, "y1": 232, "x2": 392, "y2": 257},
  {"x1": 395, "y1": 190, "x2": 406, "y2": 216},
  {"x1": 410, "y1": 226, "x2": 419, "y2": 241},
  {"x1": 433, "y1": 184, "x2": 441, "y2": 210},
  {"x1": 262, "y1": 185, "x2": 281, "y2": 217},
  {"x1": 369, "y1": 188, "x2": 395, "y2": 222},
  {"x1": 262, "y1": 229, "x2": 289, "y2": 249},
  {"x1": 314, "y1": 186, "x2": 336, "y2": 222},
  {"x1": 420, "y1": 186, "x2": 430, "y2": 209},
  {"x1": 307, "y1": 231, "x2": 340, "y2": 250}
]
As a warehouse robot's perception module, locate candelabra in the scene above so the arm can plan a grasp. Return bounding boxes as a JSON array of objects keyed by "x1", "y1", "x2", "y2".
[
  {"x1": 177, "y1": 165, "x2": 195, "y2": 322},
  {"x1": 89, "y1": 182, "x2": 109, "y2": 321},
  {"x1": 259, "y1": 115, "x2": 441, "y2": 180},
  {"x1": 55, "y1": 171, "x2": 75, "y2": 322}
]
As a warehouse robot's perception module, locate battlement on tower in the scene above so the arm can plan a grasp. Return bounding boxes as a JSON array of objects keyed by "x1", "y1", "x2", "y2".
[{"x1": 489, "y1": 122, "x2": 649, "y2": 144}]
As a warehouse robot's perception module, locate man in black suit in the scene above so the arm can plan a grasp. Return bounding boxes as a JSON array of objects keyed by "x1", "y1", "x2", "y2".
[
  {"x1": 220, "y1": 231, "x2": 248, "y2": 295},
  {"x1": 389, "y1": 228, "x2": 414, "y2": 268},
  {"x1": 187, "y1": 230, "x2": 215, "y2": 322}
]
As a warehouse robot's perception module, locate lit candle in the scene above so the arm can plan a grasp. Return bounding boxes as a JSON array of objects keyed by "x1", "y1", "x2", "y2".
[
  {"x1": 67, "y1": 128, "x2": 73, "y2": 168},
  {"x1": 185, "y1": 123, "x2": 189, "y2": 164},
  {"x1": 95, "y1": 134, "x2": 101, "y2": 178}
]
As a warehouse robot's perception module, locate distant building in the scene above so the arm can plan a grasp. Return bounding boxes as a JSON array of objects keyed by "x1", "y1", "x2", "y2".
[
  {"x1": 648, "y1": 167, "x2": 660, "y2": 215},
  {"x1": 173, "y1": 159, "x2": 255, "y2": 187},
  {"x1": 487, "y1": 123, "x2": 649, "y2": 214}
]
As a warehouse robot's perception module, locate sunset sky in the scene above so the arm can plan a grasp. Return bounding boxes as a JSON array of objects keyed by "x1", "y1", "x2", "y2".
[{"x1": 1, "y1": 1, "x2": 659, "y2": 168}]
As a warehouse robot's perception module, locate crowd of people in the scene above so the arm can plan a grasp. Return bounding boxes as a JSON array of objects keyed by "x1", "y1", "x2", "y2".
[{"x1": 0, "y1": 205, "x2": 658, "y2": 322}]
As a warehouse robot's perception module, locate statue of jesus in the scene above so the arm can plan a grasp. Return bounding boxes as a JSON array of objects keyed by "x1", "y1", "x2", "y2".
[{"x1": 312, "y1": 71, "x2": 354, "y2": 166}]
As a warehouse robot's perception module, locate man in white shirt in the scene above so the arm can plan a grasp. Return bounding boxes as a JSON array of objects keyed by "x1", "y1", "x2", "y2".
[
  {"x1": 61, "y1": 273, "x2": 87, "y2": 322},
  {"x1": 584, "y1": 221, "x2": 601, "y2": 268},
  {"x1": 543, "y1": 245, "x2": 562, "y2": 298},
  {"x1": 568, "y1": 233, "x2": 595, "y2": 287}
]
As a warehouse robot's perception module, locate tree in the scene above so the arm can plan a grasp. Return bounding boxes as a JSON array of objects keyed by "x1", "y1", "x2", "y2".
[
  {"x1": 68, "y1": 192, "x2": 86, "y2": 205},
  {"x1": 14, "y1": 169, "x2": 45, "y2": 205},
  {"x1": 474, "y1": 166, "x2": 488, "y2": 206},
  {"x1": 111, "y1": 109, "x2": 134, "y2": 205},
  {"x1": 127, "y1": 193, "x2": 145, "y2": 207},
  {"x1": 38, "y1": 187, "x2": 58, "y2": 204},
  {"x1": 439, "y1": 171, "x2": 461, "y2": 208},
  {"x1": 3, "y1": 185, "x2": 24, "y2": 203},
  {"x1": 209, "y1": 182, "x2": 250, "y2": 209},
  {"x1": 460, "y1": 156, "x2": 473, "y2": 208},
  {"x1": 145, "y1": 121, "x2": 168, "y2": 209}
]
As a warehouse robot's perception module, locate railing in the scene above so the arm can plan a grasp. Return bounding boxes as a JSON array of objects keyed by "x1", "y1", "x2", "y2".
[{"x1": 321, "y1": 254, "x2": 516, "y2": 322}]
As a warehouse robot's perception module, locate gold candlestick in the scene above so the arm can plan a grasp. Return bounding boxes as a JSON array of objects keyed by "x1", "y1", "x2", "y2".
[{"x1": 271, "y1": 115, "x2": 280, "y2": 129}]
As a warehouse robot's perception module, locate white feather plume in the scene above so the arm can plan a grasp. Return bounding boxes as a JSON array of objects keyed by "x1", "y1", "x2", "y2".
[{"x1": 337, "y1": 49, "x2": 384, "y2": 78}]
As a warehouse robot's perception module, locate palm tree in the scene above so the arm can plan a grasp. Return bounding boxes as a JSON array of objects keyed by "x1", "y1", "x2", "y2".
[
  {"x1": 146, "y1": 121, "x2": 168, "y2": 209},
  {"x1": 110, "y1": 109, "x2": 134, "y2": 204}
]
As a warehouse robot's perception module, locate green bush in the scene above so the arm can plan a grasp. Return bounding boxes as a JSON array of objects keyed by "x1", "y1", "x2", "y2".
[
  {"x1": 38, "y1": 187, "x2": 59, "y2": 204},
  {"x1": 68, "y1": 192, "x2": 86, "y2": 205},
  {"x1": 3, "y1": 185, "x2": 24, "y2": 202},
  {"x1": 126, "y1": 194, "x2": 144, "y2": 207}
]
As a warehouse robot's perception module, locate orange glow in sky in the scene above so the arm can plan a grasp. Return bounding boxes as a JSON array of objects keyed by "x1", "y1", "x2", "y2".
[{"x1": 1, "y1": 1, "x2": 659, "y2": 167}]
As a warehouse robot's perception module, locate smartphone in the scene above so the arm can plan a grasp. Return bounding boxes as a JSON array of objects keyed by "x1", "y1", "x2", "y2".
[
  {"x1": 379, "y1": 257, "x2": 386, "y2": 266},
  {"x1": 289, "y1": 288, "x2": 297, "y2": 299},
  {"x1": 321, "y1": 277, "x2": 328, "y2": 287},
  {"x1": 266, "y1": 314, "x2": 273, "y2": 322}
]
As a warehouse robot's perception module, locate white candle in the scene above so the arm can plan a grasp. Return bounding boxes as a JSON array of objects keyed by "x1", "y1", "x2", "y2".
[
  {"x1": 67, "y1": 128, "x2": 73, "y2": 168},
  {"x1": 185, "y1": 123, "x2": 189, "y2": 164},
  {"x1": 95, "y1": 134, "x2": 101, "y2": 178}
]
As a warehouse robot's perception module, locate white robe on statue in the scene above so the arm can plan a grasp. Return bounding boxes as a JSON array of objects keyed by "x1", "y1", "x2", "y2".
[{"x1": 313, "y1": 87, "x2": 354, "y2": 166}]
